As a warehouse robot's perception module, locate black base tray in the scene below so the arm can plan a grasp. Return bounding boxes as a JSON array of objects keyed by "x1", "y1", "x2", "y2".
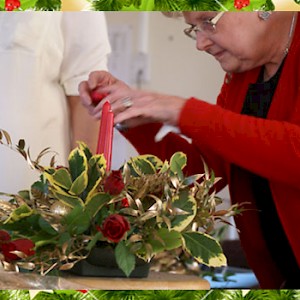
[{"x1": 67, "y1": 259, "x2": 150, "y2": 278}]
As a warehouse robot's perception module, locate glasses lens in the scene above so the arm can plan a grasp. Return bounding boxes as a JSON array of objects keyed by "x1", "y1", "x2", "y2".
[
  {"x1": 201, "y1": 21, "x2": 216, "y2": 34},
  {"x1": 184, "y1": 19, "x2": 218, "y2": 40},
  {"x1": 184, "y1": 27, "x2": 196, "y2": 40}
]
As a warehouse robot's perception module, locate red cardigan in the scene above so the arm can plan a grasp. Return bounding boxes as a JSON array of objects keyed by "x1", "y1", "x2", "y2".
[{"x1": 123, "y1": 14, "x2": 300, "y2": 288}]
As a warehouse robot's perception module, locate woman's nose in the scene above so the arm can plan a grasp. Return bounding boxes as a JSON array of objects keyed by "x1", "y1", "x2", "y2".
[{"x1": 196, "y1": 32, "x2": 213, "y2": 51}]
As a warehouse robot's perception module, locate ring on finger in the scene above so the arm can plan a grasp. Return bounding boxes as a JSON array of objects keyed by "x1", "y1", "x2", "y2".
[
  {"x1": 115, "y1": 122, "x2": 128, "y2": 132},
  {"x1": 121, "y1": 97, "x2": 133, "y2": 109}
]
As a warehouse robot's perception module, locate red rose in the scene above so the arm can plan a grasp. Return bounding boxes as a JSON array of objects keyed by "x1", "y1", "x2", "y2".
[
  {"x1": 0, "y1": 230, "x2": 11, "y2": 243},
  {"x1": 0, "y1": 230, "x2": 11, "y2": 251},
  {"x1": 103, "y1": 170, "x2": 125, "y2": 195},
  {"x1": 1, "y1": 238, "x2": 35, "y2": 262},
  {"x1": 100, "y1": 214, "x2": 130, "y2": 243}
]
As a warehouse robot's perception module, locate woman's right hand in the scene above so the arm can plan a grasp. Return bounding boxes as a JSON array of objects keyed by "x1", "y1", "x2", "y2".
[{"x1": 79, "y1": 70, "x2": 187, "y2": 128}]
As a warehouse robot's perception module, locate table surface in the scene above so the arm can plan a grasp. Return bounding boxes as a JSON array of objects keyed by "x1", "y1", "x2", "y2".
[
  {"x1": 0, "y1": 270, "x2": 209, "y2": 290},
  {"x1": 64, "y1": 271, "x2": 210, "y2": 290}
]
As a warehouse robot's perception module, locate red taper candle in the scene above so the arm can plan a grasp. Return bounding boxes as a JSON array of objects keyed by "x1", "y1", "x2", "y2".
[{"x1": 96, "y1": 101, "x2": 114, "y2": 171}]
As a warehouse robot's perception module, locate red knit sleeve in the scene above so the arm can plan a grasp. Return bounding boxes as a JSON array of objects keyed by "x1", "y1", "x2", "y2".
[{"x1": 179, "y1": 97, "x2": 300, "y2": 188}]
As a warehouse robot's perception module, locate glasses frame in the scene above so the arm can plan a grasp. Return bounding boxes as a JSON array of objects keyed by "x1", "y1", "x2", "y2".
[{"x1": 184, "y1": 12, "x2": 225, "y2": 40}]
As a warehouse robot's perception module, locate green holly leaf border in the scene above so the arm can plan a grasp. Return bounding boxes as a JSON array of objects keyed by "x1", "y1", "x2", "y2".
[
  {"x1": 0, "y1": 0, "x2": 60, "y2": 10},
  {"x1": 0, "y1": 0, "x2": 290, "y2": 12}
]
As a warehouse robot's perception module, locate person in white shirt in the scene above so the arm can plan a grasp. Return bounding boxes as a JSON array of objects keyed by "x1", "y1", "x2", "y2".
[{"x1": 0, "y1": 12, "x2": 111, "y2": 193}]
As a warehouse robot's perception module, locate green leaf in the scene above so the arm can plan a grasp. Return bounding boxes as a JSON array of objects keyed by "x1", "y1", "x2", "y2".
[
  {"x1": 153, "y1": 0, "x2": 182, "y2": 10},
  {"x1": 78, "y1": 141, "x2": 93, "y2": 161},
  {"x1": 124, "y1": 154, "x2": 163, "y2": 177},
  {"x1": 90, "y1": 0, "x2": 127, "y2": 11},
  {"x1": 85, "y1": 192, "x2": 111, "y2": 218},
  {"x1": 128, "y1": 156, "x2": 157, "y2": 175},
  {"x1": 58, "y1": 232, "x2": 71, "y2": 247},
  {"x1": 1, "y1": 214, "x2": 40, "y2": 236},
  {"x1": 170, "y1": 152, "x2": 187, "y2": 173},
  {"x1": 148, "y1": 228, "x2": 182, "y2": 253},
  {"x1": 31, "y1": 291, "x2": 60, "y2": 300},
  {"x1": 69, "y1": 171, "x2": 88, "y2": 196},
  {"x1": 85, "y1": 155, "x2": 106, "y2": 200},
  {"x1": 115, "y1": 240, "x2": 136, "y2": 277},
  {"x1": 141, "y1": 154, "x2": 163, "y2": 169},
  {"x1": 181, "y1": 0, "x2": 226, "y2": 10},
  {"x1": 6, "y1": 204, "x2": 33, "y2": 223},
  {"x1": 31, "y1": 177, "x2": 49, "y2": 195},
  {"x1": 62, "y1": 206, "x2": 91, "y2": 235},
  {"x1": 34, "y1": 239, "x2": 57, "y2": 248},
  {"x1": 88, "y1": 0, "x2": 275, "y2": 11},
  {"x1": 0, "y1": 290, "x2": 30, "y2": 300},
  {"x1": 182, "y1": 174, "x2": 201, "y2": 186},
  {"x1": 68, "y1": 148, "x2": 88, "y2": 182},
  {"x1": 182, "y1": 231, "x2": 227, "y2": 267},
  {"x1": 17, "y1": 0, "x2": 37, "y2": 10},
  {"x1": 52, "y1": 168, "x2": 73, "y2": 190},
  {"x1": 159, "y1": 160, "x2": 170, "y2": 173},
  {"x1": 171, "y1": 190, "x2": 197, "y2": 232},
  {"x1": 18, "y1": 190, "x2": 30, "y2": 200},
  {"x1": 86, "y1": 231, "x2": 103, "y2": 251},
  {"x1": 52, "y1": 190, "x2": 84, "y2": 208},
  {"x1": 38, "y1": 216, "x2": 58, "y2": 236},
  {"x1": 34, "y1": 0, "x2": 61, "y2": 10}
]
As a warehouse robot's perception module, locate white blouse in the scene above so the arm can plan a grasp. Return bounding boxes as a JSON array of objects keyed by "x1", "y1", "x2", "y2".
[{"x1": 0, "y1": 12, "x2": 111, "y2": 193}]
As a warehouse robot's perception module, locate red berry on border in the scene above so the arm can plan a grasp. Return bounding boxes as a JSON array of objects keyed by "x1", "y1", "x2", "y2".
[
  {"x1": 234, "y1": 0, "x2": 250, "y2": 9},
  {"x1": 5, "y1": 0, "x2": 21, "y2": 11}
]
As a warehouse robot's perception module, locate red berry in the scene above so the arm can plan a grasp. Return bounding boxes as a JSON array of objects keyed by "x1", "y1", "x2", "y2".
[
  {"x1": 5, "y1": 0, "x2": 20, "y2": 11},
  {"x1": 234, "y1": 0, "x2": 250, "y2": 9},
  {"x1": 77, "y1": 290, "x2": 88, "y2": 293}
]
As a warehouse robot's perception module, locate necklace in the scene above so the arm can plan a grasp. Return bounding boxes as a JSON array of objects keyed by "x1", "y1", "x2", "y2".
[
  {"x1": 284, "y1": 13, "x2": 297, "y2": 57},
  {"x1": 264, "y1": 13, "x2": 297, "y2": 81}
]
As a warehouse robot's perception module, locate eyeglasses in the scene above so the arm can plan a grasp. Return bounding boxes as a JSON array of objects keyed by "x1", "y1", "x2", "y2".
[{"x1": 184, "y1": 12, "x2": 225, "y2": 40}]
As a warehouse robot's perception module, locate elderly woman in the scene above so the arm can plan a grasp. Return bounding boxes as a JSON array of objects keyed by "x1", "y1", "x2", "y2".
[{"x1": 79, "y1": 12, "x2": 300, "y2": 288}]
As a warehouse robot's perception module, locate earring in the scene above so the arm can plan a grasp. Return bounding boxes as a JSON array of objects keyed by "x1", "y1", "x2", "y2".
[{"x1": 258, "y1": 11, "x2": 272, "y2": 21}]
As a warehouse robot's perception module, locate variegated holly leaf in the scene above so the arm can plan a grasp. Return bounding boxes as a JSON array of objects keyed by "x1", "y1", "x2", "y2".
[
  {"x1": 182, "y1": 231, "x2": 226, "y2": 267},
  {"x1": 171, "y1": 190, "x2": 197, "y2": 232}
]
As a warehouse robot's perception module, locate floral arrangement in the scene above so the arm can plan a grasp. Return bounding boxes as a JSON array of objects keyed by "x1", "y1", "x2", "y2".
[
  {"x1": 0, "y1": 129, "x2": 241, "y2": 277},
  {"x1": 0, "y1": 0, "x2": 278, "y2": 12}
]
